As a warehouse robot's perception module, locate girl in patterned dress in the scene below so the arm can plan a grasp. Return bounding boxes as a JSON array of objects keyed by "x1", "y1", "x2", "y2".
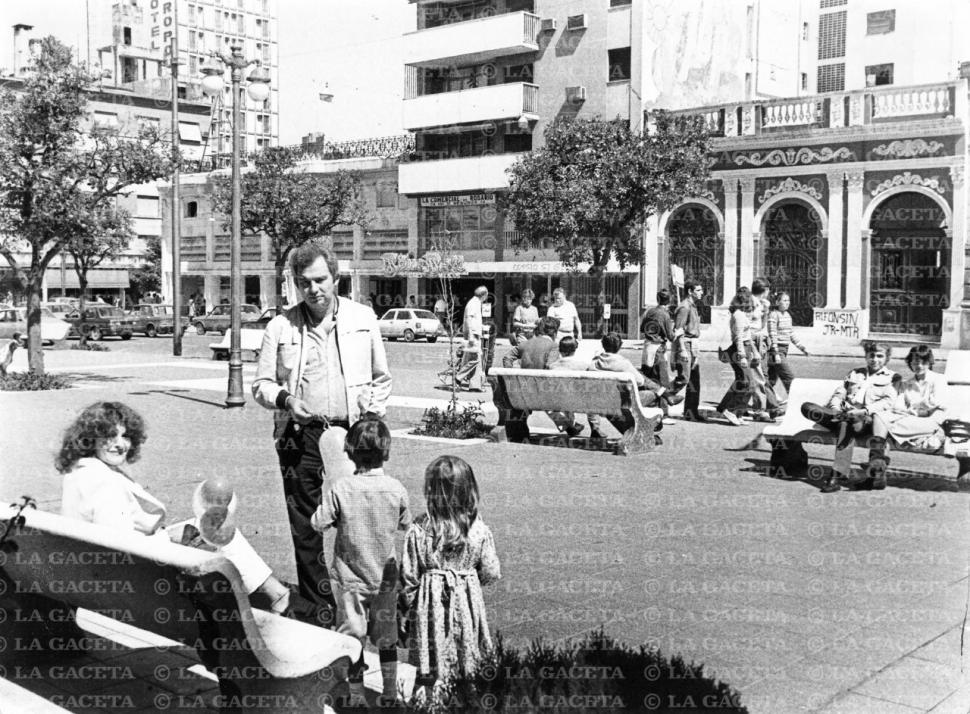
[{"x1": 400, "y1": 455, "x2": 501, "y2": 693}]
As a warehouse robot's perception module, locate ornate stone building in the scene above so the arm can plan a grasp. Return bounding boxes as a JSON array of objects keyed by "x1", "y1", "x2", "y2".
[{"x1": 646, "y1": 79, "x2": 969, "y2": 348}]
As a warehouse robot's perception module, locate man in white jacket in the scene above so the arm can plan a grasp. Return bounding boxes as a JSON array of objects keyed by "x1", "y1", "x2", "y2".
[{"x1": 252, "y1": 243, "x2": 392, "y2": 616}]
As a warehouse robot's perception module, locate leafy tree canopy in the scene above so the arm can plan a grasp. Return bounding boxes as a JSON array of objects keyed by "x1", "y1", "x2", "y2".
[{"x1": 506, "y1": 113, "x2": 711, "y2": 273}]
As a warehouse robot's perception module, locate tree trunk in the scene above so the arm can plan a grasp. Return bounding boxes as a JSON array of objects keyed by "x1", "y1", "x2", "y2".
[
  {"x1": 26, "y1": 275, "x2": 45, "y2": 375},
  {"x1": 77, "y1": 278, "x2": 88, "y2": 347},
  {"x1": 274, "y1": 257, "x2": 286, "y2": 315}
]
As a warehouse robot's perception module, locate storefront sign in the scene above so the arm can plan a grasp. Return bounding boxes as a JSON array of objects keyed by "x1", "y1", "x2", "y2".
[
  {"x1": 420, "y1": 194, "x2": 495, "y2": 207},
  {"x1": 382, "y1": 252, "x2": 467, "y2": 277},
  {"x1": 813, "y1": 309, "x2": 861, "y2": 339}
]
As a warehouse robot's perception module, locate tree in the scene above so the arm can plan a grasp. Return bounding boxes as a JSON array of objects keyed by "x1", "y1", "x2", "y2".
[
  {"x1": 64, "y1": 203, "x2": 132, "y2": 344},
  {"x1": 128, "y1": 234, "x2": 162, "y2": 305},
  {"x1": 0, "y1": 37, "x2": 174, "y2": 373},
  {"x1": 506, "y1": 113, "x2": 711, "y2": 276},
  {"x1": 212, "y1": 146, "x2": 368, "y2": 311}
]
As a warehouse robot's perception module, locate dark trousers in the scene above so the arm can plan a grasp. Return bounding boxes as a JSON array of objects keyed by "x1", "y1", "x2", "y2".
[
  {"x1": 768, "y1": 345, "x2": 796, "y2": 395},
  {"x1": 675, "y1": 341, "x2": 702, "y2": 419},
  {"x1": 275, "y1": 421, "x2": 338, "y2": 613},
  {"x1": 717, "y1": 344, "x2": 755, "y2": 414}
]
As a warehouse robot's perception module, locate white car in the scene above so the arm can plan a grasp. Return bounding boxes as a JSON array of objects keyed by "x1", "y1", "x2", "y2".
[
  {"x1": 0, "y1": 307, "x2": 72, "y2": 344},
  {"x1": 378, "y1": 309, "x2": 441, "y2": 342}
]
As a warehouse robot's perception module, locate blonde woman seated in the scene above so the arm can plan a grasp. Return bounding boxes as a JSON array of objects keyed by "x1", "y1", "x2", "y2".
[
  {"x1": 57, "y1": 401, "x2": 331, "y2": 626},
  {"x1": 866, "y1": 345, "x2": 947, "y2": 488}
]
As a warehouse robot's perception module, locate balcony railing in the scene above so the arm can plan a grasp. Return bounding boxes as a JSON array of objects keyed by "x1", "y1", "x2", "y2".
[
  {"x1": 402, "y1": 81, "x2": 539, "y2": 131},
  {"x1": 404, "y1": 11, "x2": 540, "y2": 68},
  {"x1": 667, "y1": 80, "x2": 962, "y2": 138}
]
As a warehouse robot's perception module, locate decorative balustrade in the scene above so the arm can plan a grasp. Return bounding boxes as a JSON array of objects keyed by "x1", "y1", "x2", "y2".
[{"x1": 666, "y1": 80, "x2": 961, "y2": 138}]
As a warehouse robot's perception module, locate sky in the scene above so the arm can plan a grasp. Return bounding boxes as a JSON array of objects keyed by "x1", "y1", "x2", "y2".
[{"x1": 0, "y1": 0, "x2": 413, "y2": 143}]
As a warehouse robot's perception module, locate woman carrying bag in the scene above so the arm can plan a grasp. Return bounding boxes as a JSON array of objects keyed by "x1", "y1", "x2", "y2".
[{"x1": 716, "y1": 290, "x2": 767, "y2": 425}]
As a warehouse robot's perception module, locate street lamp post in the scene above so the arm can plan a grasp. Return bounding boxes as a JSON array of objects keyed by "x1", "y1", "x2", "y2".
[{"x1": 200, "y1": 46, "x2": 270, "y2": 408}]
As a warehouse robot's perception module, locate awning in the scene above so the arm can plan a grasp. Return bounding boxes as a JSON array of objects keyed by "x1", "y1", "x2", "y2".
[{"x1": 44, "y1": 269, "x2": 130, "y2": 289}]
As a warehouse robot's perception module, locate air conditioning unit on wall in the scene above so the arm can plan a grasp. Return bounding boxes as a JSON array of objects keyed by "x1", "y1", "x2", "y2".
[
  {"x1": 566, "y1": 86, "x2": 587, "y2": 102},
  {"x1": 566, "y1": 13, "x2": 588, "y2": 30},
  {"x1": 540, "y1": 17, "x2": 557, "y2": 32}
]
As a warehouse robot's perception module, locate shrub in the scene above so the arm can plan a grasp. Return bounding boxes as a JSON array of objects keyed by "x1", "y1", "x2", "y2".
[
  {"x1": 411, "y1": 401, "x2": 492, "y2": 440},
  {"x1": 0, "y1": 372, "x2": 72, "y2": 391},
  {"x1": 70, "y1": 342, "x2": 110, "y2": 351},
  {"x1": 408, "y1": 629, "x2": 748, "y2": 713}
]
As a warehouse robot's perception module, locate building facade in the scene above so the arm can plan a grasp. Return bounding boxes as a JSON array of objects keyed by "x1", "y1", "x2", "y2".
[
  {"x1": 397, "y1": 0, "x2": 813, "y2": 337},
  {"x1": 90, "y1": 0, "x2": 279, "y2": 162},
  {"x1": 649, "y1": 77, "x2": 969, "y2": 349}
]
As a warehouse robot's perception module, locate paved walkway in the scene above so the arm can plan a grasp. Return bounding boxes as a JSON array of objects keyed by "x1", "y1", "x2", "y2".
[{"x1": 1, "y1": 346, "x2": 968, "y2": 712}]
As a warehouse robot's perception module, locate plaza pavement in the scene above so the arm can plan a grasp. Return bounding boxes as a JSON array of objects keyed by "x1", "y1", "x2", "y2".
[{"x1": 1, "y1": 337, "x2": 968, "y2": 713}]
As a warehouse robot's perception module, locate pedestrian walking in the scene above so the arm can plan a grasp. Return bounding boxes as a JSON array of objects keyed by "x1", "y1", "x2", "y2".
[
  {"x1": 252, "y1": 242, "x2": 392, "y2": 618},
  {"x1": 766, "y1": 291, "x2": 808, "y2": 396},
  {"x1": 454, "y1": 286, "x2": 488, "y2": 390},
  {"x1": 640, "y1": 289, "x2": 675, "y2": 391},
  {"x1": 511, "y1": 289, "x2": 539, "y2": 345},
  {"x1": 400, "y1": 455, "x2": 501, "y2": 701},
  {"x1": 311, "y1": 419, "x2": 411, "y2": 707},
  {"x1": 0, "y1": 332, "x2": 20, "y2": 377},
  {"x1": 674, "y1": 282, "x2": 705, "y2": 421},
  {"x1": 715, "y1": 290, "x2": 760, "y2": 425},
  {"x1": 749, "y1": 278, "x2": 784, "y2": 417},
  {"x1": 546, "y1": 287, "x2": 581, "y2": 343}
]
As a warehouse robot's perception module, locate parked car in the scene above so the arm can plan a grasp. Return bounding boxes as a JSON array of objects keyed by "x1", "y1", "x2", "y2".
[
  {"x1": 43, "y1": 302, "x2": 75, "y2": 318},
  {"x1": 192, "y1": 304, "x2": 262, "y2": 335},
  {"x1": 378, "y1": 309, "x2": 441, "y2": 342},
  {"x1": 241, "y1": 308, "x2": 277, "y2": 330},
  {"x1": 0, "y1": 307, "x2": 71, "y2": 344},
  {"x1": 126, "y1": 303, "x2": 187, "y2": 338},
  {"x1": 64, "y1": 305, "x2": 134, "y2": 340}
]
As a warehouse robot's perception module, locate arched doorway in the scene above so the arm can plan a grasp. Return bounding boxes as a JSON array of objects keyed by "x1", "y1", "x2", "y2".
[
  {"x1": 761, "y1": 201, "x2": 823, "y2": 326},
  {"x1": 665, "y1": 204, "x2": 723, "y2": 323},
  {"x1": 869, "y1": 191, "x2": 949, "y2": 339}
]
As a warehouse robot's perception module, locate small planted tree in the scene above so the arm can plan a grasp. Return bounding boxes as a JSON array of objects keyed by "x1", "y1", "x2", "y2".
[
  {"x1": 0, "y1": 37, "x2": 173, "y2": 374},
  {"x1": 212, "y1": 146, "x2": 368, "y2": 312},
  {"x1": 128, "y1": 234, "x2": 162, "y2": 305},
  {"x1": 506, "y1": 114, "x2": 711, "y2": 276}
]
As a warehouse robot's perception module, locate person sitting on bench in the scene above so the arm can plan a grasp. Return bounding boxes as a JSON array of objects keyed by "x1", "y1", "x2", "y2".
[
  {"x1": 799, "y1": 341, "x2": 899, "y2": 492},
  {"x1": 587, "y1": 332, "x2": 682, "y2": 440},
  {"x1": 57, "y1": 400, "x2": 330, "y2": 625}
]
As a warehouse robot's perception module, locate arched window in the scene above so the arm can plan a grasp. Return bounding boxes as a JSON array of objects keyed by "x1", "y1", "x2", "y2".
[{"x1": 665, "y1": 204, "x2": 722, "y2": 323}]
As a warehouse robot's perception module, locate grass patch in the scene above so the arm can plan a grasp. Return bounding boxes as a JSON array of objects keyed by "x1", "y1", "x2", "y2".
[
  {"x1": 411, "y1": 401, "x2": 492, "y2": 440},
  {"x1": 408, "y1": 629, "x2": 748, "y2": 713},
  {"x1": 0, "y1": 372, "x2": 73, "y2": 391}
]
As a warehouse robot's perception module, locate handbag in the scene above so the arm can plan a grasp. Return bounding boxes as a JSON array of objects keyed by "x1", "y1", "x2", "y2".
[{"x1": 942, "y1": 419, "x2": 970, "y2": 443}]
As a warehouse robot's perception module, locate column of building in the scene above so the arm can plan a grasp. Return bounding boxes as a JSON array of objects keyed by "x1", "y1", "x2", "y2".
[
  {"x1": 944, "y1": 164, "x2": 968, "y2": 348},
  {"x1": 844, "y1": 171, "x2": 866, "y2": 314},
  {"x1": 738, "y1": 177, "x2": 756, "y2": 290},
  {"x1": 824, "y1": 171, "x2": 845, "y2": 310}
]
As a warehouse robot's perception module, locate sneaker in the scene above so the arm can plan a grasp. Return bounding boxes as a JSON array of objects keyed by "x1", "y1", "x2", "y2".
[
  {"x1": 720, "y1": 410, "x2": 742, "y2": 426},
  {"x1": 564, "y1": 422, "x2": 584, "y2": 437},
  {"x1": 820, "y1": 478, "x2": 842, "y2": 493},
  {"x1": 662, "y1": 391, "x2": 685, "y2": 407}
]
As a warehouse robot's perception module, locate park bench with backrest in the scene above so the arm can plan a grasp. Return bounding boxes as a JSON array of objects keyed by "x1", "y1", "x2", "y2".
[
  {"x1": 210, "y1": 328, "x2": 264, "y2": 361},
  {"x1": 762, "y1": 355, "x2": 970, "y2": 483},
  {"x1": 0, "y1": 503, "x2": 361, "y2": 713},
  {"x1": 487, "y1": 367, "x2": 664, "y2": 455}
]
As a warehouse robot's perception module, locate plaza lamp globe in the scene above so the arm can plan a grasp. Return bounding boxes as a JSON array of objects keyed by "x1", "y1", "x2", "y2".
[{"x1": 200, "y1": 61, "x2": 224, "y2": 97}]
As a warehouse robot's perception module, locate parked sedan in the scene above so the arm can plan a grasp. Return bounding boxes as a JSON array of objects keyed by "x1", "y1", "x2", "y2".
[
  {"x1": 378, "y1": 309, "x2": 441, "y2": 342},
  {"x1": 0, "y1": 307, "x2": 71, "y2": 344},
  {"x1": 126, "y1": 303, "x2": 185, "y2": 337},
  {"x1": 192, "y1": 304, "x2": 262, "y2": 335},
  {"x1": 64, "y1": 306, "x2": 134, "y2": 340}
]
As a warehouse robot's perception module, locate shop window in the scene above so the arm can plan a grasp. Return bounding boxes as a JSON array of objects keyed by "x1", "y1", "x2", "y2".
[
  {"x1": 608, "y1": 47, "x2": 631, "y2": 82},
  {"x1": 866, "y1": 10, "x2": 895, "y2": 34},
  {"x1": 865, "y1": 63, "x2": 893, "y2": 86}
]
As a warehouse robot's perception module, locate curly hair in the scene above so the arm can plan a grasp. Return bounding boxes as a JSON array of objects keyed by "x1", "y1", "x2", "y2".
[{"x1": 55, "y1": 402, "x2": 147, "y2": 473}]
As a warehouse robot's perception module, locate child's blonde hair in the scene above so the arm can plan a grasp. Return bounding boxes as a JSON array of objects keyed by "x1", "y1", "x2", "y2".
[{"x1": 424, "y1": 455, "x2": 479, "y2": 555}]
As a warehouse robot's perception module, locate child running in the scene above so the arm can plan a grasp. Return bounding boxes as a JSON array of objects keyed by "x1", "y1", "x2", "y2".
[
  {"x1": 400, "y1": 455, "x2": 501, "y2": 695},
  {"x1": 311, "y1": 418, "x2": 411, "y2": 706}
]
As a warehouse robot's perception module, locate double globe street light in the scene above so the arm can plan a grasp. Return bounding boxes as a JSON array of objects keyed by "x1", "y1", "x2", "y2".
[{"x1": 200, "y1": 47, "x2": 270, "y2": 408}]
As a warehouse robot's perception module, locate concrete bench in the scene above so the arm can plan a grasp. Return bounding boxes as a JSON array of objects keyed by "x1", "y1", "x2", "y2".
[
  {"x1": 0, "y1": 504, "x2": 361, "y2": 712},
  {"x1": 487, "y1": 367, "x2": 664, "y2": 455},
  {"x1": 762, "y1": 376, "x2": 970, "y2": 482},
  {"x1": 210, "y1": 328, "x2": 264, "y2": 361}
]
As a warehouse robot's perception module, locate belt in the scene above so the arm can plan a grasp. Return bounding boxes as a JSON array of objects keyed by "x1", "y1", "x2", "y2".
[{"x1": 293, "y1": 417, "x2": 350, "y2": 432}]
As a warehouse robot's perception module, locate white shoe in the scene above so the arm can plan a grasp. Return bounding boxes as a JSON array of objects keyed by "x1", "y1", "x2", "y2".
[{"x1": 720, "y1": 410, "x2": 742, "y2": 426}]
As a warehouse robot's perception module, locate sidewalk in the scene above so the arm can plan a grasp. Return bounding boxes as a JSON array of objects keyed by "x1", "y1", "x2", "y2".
[{"x1": 2, "y1": 347, "x2": 969, "y2": 712}]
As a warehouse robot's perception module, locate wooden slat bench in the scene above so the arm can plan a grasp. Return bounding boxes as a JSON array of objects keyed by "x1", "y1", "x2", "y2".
[
  {"x1": 210, "y1": 328, "x2": 264, "y2": 361},
  {"x1": 487, "y1": 367, "x2": 664, "y2": 455},
  {"x1": 0, "y1": 505, "x2": 362, "y2": 713},
  {"x1": 762, "y1": 376, "x2": 970, "y2": 483}
]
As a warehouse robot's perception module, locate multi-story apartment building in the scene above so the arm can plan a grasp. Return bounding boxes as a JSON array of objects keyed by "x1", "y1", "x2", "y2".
[
  {"x1": 89, "y1": 0, "x2": 279, "y2": 163},
  {"x1": 0, "y1": 67, "x2": 211, "y2": 304},
  {"x1": 397, "y1": 0, "x2": 813, "y2": 337}
]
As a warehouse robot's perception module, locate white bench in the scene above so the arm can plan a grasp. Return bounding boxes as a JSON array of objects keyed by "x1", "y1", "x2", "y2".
[
  {"x1": 762, "y1": 374, "x2": 970, "y2": 483},
  {"x1": 487, "y1": 367, "x2": 664, "y2": 455},
  {"x1": 0, "y1": 504, "x2": 361, "y2": 712},
  {"x1": 210, "y1": 328, "x2": 264, "y2": 361}
]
